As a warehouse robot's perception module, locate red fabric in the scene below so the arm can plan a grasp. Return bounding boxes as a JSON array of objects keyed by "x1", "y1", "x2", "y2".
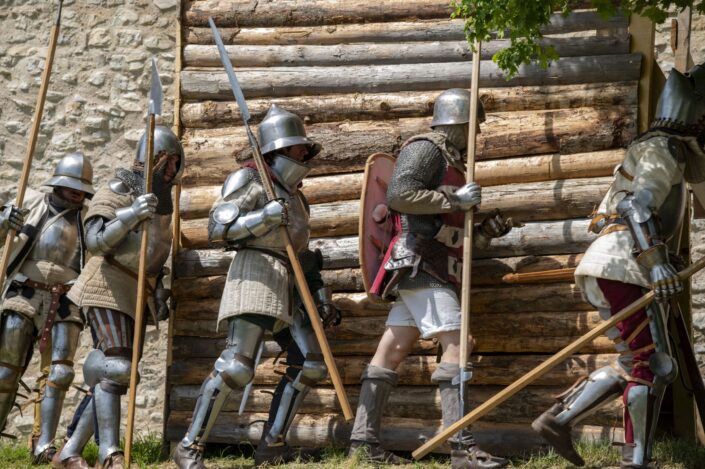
[
  {"x1": 439, "y1": 166, "x2": 467, "y2": 288},
  {"x1": 597, "y1": 278, "x2": 655, "y2": 444},
  {"x1": 242, "y1": 160, "x2": 303, "y2": 189},
  {"x1": 370, "y1": 213, "x2": 402, "y2": 298}
]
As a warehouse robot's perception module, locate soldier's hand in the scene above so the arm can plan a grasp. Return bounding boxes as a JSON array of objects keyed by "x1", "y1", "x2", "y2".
[
  {"x1": 649, "y1": 262, "x2": 683, "y2": 301},
  {"x1": 132, "y1": 193, "x2": 158, "y2": 221},
  {"x1": 1, "y1": 205, "x2": 28, "y2": 232},
  {"x1": 450, "y1": 182, "x2": 481, "y2": 211},
  {"x1": 318, "y1": 300, "x2": 341, "y2": 328},
  {"x1": 479, "y1": 209, "x2": 515, "y2": 239},
  {"x1": 263, "y1": 199, "x2": 288, "y2": 227},
  {"x1": 154, "y1": 287, "x2": 172, "y2": 321}
]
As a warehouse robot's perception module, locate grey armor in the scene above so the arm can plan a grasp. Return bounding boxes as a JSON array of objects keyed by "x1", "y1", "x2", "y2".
[
  {"x1": 135, "y1": 125, "x2": 185, "y2": 183},
  {"x1": 27, "y1": 208, "x2": 82, "y2": 274},
  {"x1": 258, "y1": 104, "x2": 321, "y2": 161},
  {"x1": 652, "y1": 64, "x2": 705, "y2": 136},
  {"x1": 44, "y1": 152, "x2": 95, "y2": 197},
  {"x1": 430, "y1": 88, "x2": 485, "y2": 127},
  {"x1": 0, "y1": 312, "x2": 34, "y2": 434},
  {"x1": 0, "y1": 205, "x2": 26, "y2": 235}
]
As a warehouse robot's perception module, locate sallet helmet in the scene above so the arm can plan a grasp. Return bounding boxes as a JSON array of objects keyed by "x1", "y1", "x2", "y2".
[
  {"x1": 431, "y1": 88, "x2": 486, "y2": 128},
  {"x1": 43, "y1": 152, "x2": 95, "y2": 196},
  {"x1": 652, "y1": 64, "x2": 705, "y2": 136},
  {"x1": 257, "y1": 104, "x2": 321, "y2": 161}
]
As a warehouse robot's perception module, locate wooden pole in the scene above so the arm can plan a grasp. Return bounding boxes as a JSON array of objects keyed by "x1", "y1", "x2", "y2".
[
  {"x1": 412, "y1": 255, "x2": 705, "y2": 459},
  {"x1": 502, "y1": 267, "x2": 576, "y2": 284},
  {"x1": 458, "y1": 41, "x2": 481, "y2": 409},
  {"x1": 124, "y1": 114, "x2": 156, "y2": 466},
  {"x1": 0, "y1": 0, "x2": 62, "y2": 288}
]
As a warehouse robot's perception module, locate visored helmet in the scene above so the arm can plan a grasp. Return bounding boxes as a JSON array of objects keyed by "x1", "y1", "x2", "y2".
[
  {"x1": 43, "y1": 152, "x2": 95, "y2": 196},
  {"x1": 135, "y1": 125, "x2": 185, "y2": 183},
  {"x1": 258, "y1": 104, "x2": 321, "y2": 161},
  {"x1": 431, "y1": 88, "x2": 486, "y2": 128},
  {"x1": 652, "y1": 64, "x2": 705, "y2": 136}
]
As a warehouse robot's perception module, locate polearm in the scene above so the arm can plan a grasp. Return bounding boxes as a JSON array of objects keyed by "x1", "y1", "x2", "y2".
[
  {"x1": 0, "y1": 0, "x2": 63, "y2": 288},
  {"x1": 458, "y1": 40, "x2": 482, "y2": 425},
  {"x1": 412, "y1": 255, "x2": 705, "y2": 459},
  {"x1": 124, "y1": 58, "x2": 163, "y2": 467},
  {"x1": 208, "y1": 18, "x2": 354, "y2": 421}
]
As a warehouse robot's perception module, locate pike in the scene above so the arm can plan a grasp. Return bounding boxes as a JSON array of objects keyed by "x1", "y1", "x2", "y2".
[
  {"x1": 124, "y1": 58, "x2": 163, "y2": 467},
  {"x1": 412, "y1": 254, "x2": 705, "y2": 459},
  {"x1": 0, "y1": 0, "x2": 63, "y2": 288},
  {"x1": 208, "y1": 18, "x2": 354, "y2": 421}
]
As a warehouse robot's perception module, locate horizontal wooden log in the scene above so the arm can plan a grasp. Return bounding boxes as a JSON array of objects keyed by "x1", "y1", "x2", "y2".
[
  {"x1": 184, "y1": 12, "x2": 629, "y2": 45},
  {"x1": 174, "y1": 284, "x2": 592, "y2": 326},
  {"x1": 168, "y1": 384, "x2": 620, "y2": 426},
  {"x1": 181, "y1": 82, "x2": 637, "y2": 128},
  {"x1": 169, "y1": 353, "x2": 618, "y2": 387},
  {"x1": 181, "y1": 109, "x2": 635, "y2": 186},
  {"x1": 164, "y1": 410, "x2": 621, "y2": 454},
  {"x1": 181, "y1": 55, "x2": 642, "y2": 100},
  {"x1": 184, "y1": 36, "x2": 629, "y2": 68},
  {"x1": 180, "y1": 177, "x2": 609, "y2": 246}
]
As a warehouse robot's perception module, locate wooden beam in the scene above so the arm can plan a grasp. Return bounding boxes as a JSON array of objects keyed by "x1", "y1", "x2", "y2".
[{"x1": 630, "y1": 14, "x2": 656, "y2": 133}]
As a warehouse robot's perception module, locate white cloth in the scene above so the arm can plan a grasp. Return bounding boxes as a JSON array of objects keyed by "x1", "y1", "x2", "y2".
[{"x1": 385, "y1": 287, "x2": 461, "y2": 339}]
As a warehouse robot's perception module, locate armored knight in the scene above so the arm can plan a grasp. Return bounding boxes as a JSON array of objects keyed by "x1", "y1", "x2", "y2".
[
  {"x1": 61, "y1": 126, "x2": 183, "y2": 469},
  {"x1": 0, "y1": 152, "x2": 94, "y2": 464},
  {"x1": 173, "y1": 105, "x2": 336, "y2": 469},
  {"x1": 531, "y1": 65, "x2": 705, "y2": 469},
  {"x1": 348, "y1": 89, "x2": 511, "y2": 469}
]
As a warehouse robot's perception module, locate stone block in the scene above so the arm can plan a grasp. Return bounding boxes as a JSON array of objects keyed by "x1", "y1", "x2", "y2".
[
  {"x1": 113, "y1": 8, "x2": 139, "y2": 26},
  {"x1": 4, "y1": 121, "x2": 25, "y2": 134},
  {"x1": 88, "y1": 71, "x2": 108, "y2": 87},
  {"x1": 87, "y1": 28, "x2": 111, "y2": 48},
  {"x1": 117, "y1": 29, "x2": 143, "y2": 47},
  {"x1": 144, "y1": 34, "x2": 172, "y2": 51},
  {"x1": 153, "y1": 0, "x2": 177, "y2": 11}
]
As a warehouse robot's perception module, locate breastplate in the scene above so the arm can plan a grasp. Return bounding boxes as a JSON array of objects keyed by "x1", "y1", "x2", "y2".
[
  {"x1": 248, "y1": 184, "x2": 310, "y2": 254},
  {"x1": 28, "y1": 212, "x2": 81, "y2": 272},
  {"x1": 111, "y1": 213, "x2": 173, "y2": 275}
]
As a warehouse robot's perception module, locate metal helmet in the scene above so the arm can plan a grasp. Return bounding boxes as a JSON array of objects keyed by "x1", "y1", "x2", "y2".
[
  {"x1": 43, "y1": 152, "x2": 95, "y2": 196},
  {"x1": 430, "y1": 88, "x2": 486, "y2": 127},
  {"x1": 135, "y1": 125, "x2": 185, "y2": 183},
  {"x1": 257, "y1": 104, "x2": 321, "y2": 161},
  {"x1": 652, "y1": 64, "x2": 705, "y2": 136}
]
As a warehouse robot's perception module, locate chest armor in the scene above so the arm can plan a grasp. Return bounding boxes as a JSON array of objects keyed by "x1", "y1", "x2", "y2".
[
  {"x1": 248, "y1": 183, "x2": 310, "y2": 254},
  {"x1": 29, "y1": 211, "x2": 81, "y2": 272},
  {"x1": 112, "y1": 213, "x2": 173, "y2": 275}
]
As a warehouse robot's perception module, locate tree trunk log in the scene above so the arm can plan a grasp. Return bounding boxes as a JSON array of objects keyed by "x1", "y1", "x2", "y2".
[
  {"x1": 168, "y1": 383, "x2": 620, "y2": 426},
  {"x1": 184, "y1": 12, "x2": 628, "y2": 45},
  {"x1": 181, "y1": 109, "x2": 634, "y2": 186},
  {"x1": 180, "y1": 55, "x2": 641, "y2": 100},
  {"x1": 181, "y1": 83, "x2": 637, "y2": 128},
  {"x1": 168, "y1": 353, "x2": 618, "y2": 387},
  {"x1": 179, "y1": 177, "x2": 610, "y2": 245},
  {"x1": 184, "y1": 36, "x2": 629, "y2": 68}
]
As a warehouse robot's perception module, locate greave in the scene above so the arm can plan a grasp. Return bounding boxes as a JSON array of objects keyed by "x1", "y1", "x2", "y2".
[
  {"x1": 553, "y1": 366, "x2": 626, "y2": 427},
  {"x1": 59, "y1": 396, "x2": 95, "y2": 461},
  {"x1": 265, "y1": 382, "x2": 309, "y2": 446},
  {"x1": 349, "y1": 365, "x2": 398, "y2": 444},
  {"x1": 33, "y1": 385, "x2": 66, "y2": 455},
  {"x1": 433, "y1": 363, "x2": 476, "y2": 448},
  {"x1": 0, "y1": 311, "x2": 34, "y2": 433},
  {"x1": 625, "y1": 384, "x2": 657, "y2": 467},
  {"x1": 181, "y1": 371, "x2": 232, "y2": 448},
  {"x1": 94, "y1": 386, "x2": 121, "y2": 464}
]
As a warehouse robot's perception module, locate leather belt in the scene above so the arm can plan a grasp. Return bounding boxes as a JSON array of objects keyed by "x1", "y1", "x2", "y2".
[{"x1": 23, "y1": 280, "x2": 71, "y2": 354}]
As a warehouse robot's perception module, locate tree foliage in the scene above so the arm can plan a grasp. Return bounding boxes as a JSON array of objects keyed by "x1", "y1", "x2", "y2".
[{"x1": 452, "y1": 0, "x2": 705, "y2": 77}]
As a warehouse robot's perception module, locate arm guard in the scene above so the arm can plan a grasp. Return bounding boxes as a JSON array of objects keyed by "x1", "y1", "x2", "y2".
[{"x1": 209, "y1": 199, "x2": 286, "y2": 243}]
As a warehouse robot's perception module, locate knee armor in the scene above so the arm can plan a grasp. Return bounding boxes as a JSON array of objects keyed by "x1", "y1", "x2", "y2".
[
  {"x1": 214, "y1": 348, "x2": 254, "y2": 390},
  {"x1": 83, "y1": 349, "x2": 133, "y2": 394}
]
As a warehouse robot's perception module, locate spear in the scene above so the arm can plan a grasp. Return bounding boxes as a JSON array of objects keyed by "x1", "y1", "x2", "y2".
[
  {"x1": 0, "y1": 0, "x2": 63, "y2": 288},
  {"x1": 124, "y1": 58, "x2": 163, "y2": 467},
  {"x1": 208, "y1": 18, "x2": 353, "y2": 421}
]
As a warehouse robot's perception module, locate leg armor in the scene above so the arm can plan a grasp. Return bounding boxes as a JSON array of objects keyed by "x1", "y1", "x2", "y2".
[
  {"x1": 0, "y1": 311, "x2": 34, "y2": 435},
  {"x1": 57, "y1": 392, "x2": 95, "y2": 464},
  {"x1": 174, "y1": 318, "x2": 263, "y2": 469},
  {"x1": 532, "y1": 366, "x2": 626, "y2": 466},
  {"x1": 261, "y1": 311, "x2": 327, "y2": 448},
  {"x1": 33, "y1": 322, "x2": 81, "y2": 459},
  {"x1": 84, "y1": 308, "x2": 133, "y2": 465}
]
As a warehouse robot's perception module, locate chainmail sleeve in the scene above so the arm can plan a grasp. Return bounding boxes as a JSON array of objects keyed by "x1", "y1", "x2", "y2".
[{"x1": 386, "y1": 140, "x2": 452, "y2": 215}]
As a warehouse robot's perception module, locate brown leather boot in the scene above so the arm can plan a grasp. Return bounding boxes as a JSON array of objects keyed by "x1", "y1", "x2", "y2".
[
  {"x1": 96, "y1": 452, "x2": 138, "y2": 469},
  {"x1": 531, "y1": 404, "x2": 585, "y2": 467},
  {"x1": 347, "y1": 441, "x2": 411, "y2": 465},
  {"x1": 53, "y1": 455, "x2": 91, "y2": 469}
]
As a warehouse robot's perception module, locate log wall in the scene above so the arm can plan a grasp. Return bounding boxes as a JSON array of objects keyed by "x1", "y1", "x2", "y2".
[{"x1": 169, "y1": 1, "x2": 637, "y2": 455}]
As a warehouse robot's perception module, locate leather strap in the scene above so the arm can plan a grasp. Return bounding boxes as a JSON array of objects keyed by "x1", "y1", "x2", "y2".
[{"x1": 22, "y1": 280, "x2": 71, "y2": 354}]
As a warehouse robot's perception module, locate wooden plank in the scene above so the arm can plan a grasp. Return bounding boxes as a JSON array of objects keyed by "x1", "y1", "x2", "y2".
[
  {"x1": 168, "y1": 353, "x2": 619, "y2": 387},
  {"x1": 181, "y1": 109, "x2": 635, "y2": 186},
  {"x1": 183, "y1": 13, "x2": 629, "y2": 45},
  {"x1": 180, "y1": 83, "x2": 638, "y2": 128},
  {"x1": 180, "y1": 55, "x2": 642, "y2": 100}
]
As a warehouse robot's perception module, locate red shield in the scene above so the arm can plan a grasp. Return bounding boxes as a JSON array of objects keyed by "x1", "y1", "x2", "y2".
[{"x1": 359, "y1": 153, "x2": 397, "y2": 304}]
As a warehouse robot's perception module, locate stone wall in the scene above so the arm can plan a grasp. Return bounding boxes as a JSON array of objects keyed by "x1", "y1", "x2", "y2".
[{"x1": 0, "y1": 0, "x2": 177, "y2": 439}]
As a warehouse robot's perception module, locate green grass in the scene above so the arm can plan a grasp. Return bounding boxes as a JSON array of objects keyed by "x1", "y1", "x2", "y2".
[{"x1": 0, "y1": 436, "x2": 702, "y2": 468}]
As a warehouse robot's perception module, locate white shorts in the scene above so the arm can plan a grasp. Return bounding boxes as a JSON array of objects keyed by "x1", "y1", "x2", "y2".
[{"x1": 385, "y1": 287, "x2": 462, "y2": 339}]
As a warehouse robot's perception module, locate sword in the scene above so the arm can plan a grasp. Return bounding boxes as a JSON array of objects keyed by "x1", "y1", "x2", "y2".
[
  {"x1": 239, "y1": 342, "x2": 264, "y2": 415},
  {"x1": 208, "y1": 18, "x2": 353, "y2": 421}
]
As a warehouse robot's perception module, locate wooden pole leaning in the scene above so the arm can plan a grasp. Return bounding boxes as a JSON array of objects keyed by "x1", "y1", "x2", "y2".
[
  {"x1": 246, "y1": 125, "x2": 354, "y2": 421},
  {"x1": 412, "y1": 254, "x2": 705, "y2": 460},
  {"x1": 458, "y1": 41, "x2": 482, "y2": 411},
  {"x1": 0, "y1": 0, "x2": 63, "y2": 288},
  {"x1": 124, "y1": 114, "x2": 156, "y2": 466}
]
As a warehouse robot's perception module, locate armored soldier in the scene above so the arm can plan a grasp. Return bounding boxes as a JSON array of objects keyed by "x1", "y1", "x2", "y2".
[
  {"x1": 531, "y1": 65, "x2": 705, "y2": 469},
  {"x1": 349, "y1": 89, "x2": 511, "y2": 469},
  {"x1": 173, "y1": 105, "x2": 335, "y2": 469},
  {"x1": 0, "y1": 152, "x2": 94, "y2": 464},
  {"x1": 63, "y1": 126, "x2": 183, "y2": 469}
]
